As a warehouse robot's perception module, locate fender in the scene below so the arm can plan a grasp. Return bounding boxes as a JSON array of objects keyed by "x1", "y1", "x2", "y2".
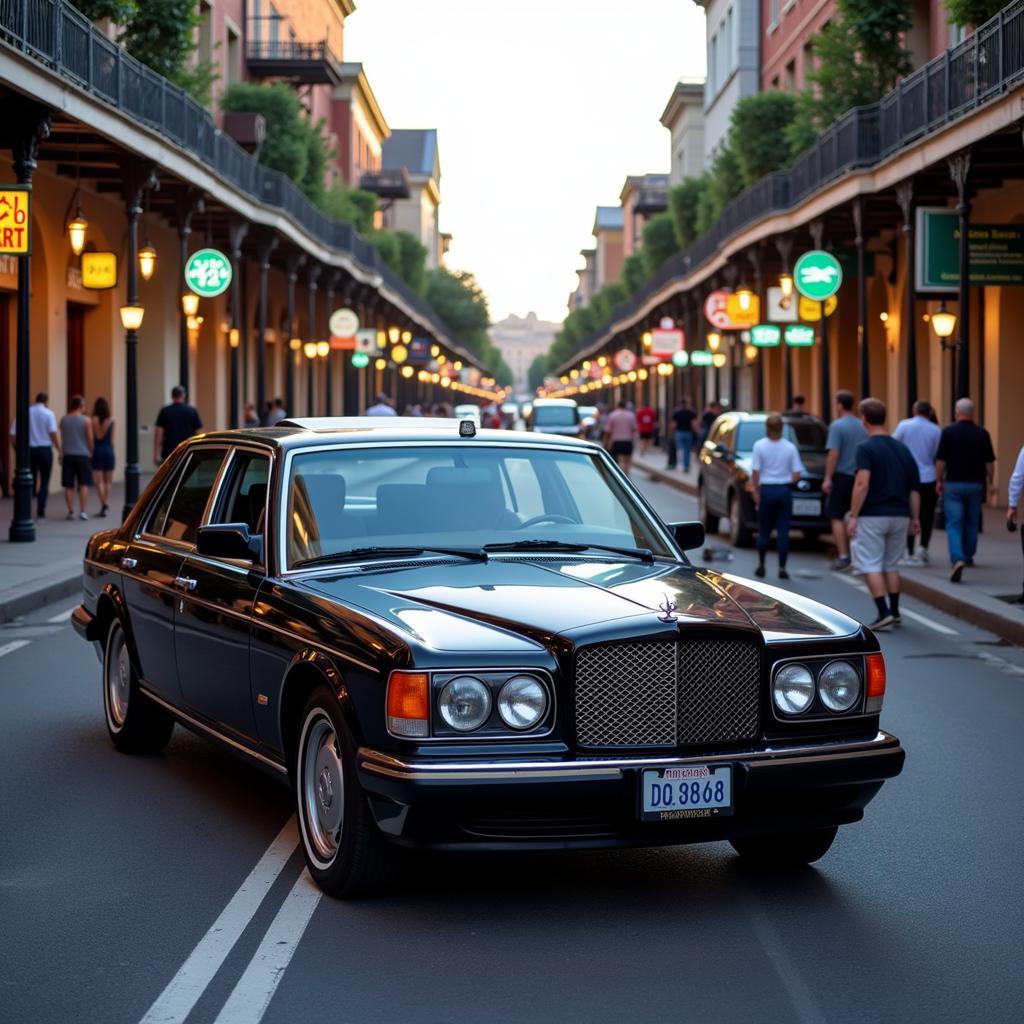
[{"x1": 278, "y1": 647, "x2": 361, "y2": 753}]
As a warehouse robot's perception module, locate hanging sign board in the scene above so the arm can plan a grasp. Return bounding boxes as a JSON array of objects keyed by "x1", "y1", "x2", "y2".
[
  {"x1": 408, "y1": 338, "x2": 431, "y2": 363},
  {"x1": 329, "y1": 335, "x2": 355, "y2": 350},
  {"x1": 725, "y1": 293, "x2": 760, "y2": 326},
  {"x1": 184, "y1": 248, "x2": 232, "y2": 297},
  {"x1": 329, "y1": 307, "x2": 359, "y2": 337},
  {"x1": 690, "y1": 350, "x2": 713, "y2": 366},
  {"x1": 704, "y1": 289, "x2": 757, "y2": 329},
  {"x1": 794, "y1": 250, "x2": 843, "y2": 301},
  {"x1": 671, "y1": 350, "x2": 689, "y2": 367},
  {"x1": 649, "y1": 328, "x2": 684, "y2": 357},
  {"x1": 613, "y1": 348, "x2": 637, "y2": 372},
  {"x1": 797, "y1": 295, "x2": 838, "y2": 321},
  {"x1": 785, "y1": 325, "x2": 816, "y2": 346},
  {"x1": 916, "y1": 207, "x2": 1024, "y2": 291},
  {"x1": 351, "y1": 352, "x2": 370, "y2": 368},
  {"x1": 81, "y1": 251, "x2": 118, "y2": 290},
  {"x1": 354, "y1": 328, "x2": 377, "y2": 353},
  {"x1": 750, "y1": 324, "x2": 781, "y2": 347},
  {"x1": 0, "y1": 186, "x2": 31, "y2": 254},
  {"x1": 766, "y1": 286, "x2": 798, "y2": 323}
]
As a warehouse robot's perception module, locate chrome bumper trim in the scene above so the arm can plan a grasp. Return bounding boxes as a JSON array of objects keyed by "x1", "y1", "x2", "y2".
[{"x1": 358, "y1": 731, "x2": 900, "y2": 782}]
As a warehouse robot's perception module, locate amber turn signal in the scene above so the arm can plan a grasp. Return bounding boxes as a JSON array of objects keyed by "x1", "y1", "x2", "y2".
[
  {"x1": 387, "y1": 672, "x2": 429, "y2": 738},
  {"x1": 865, "y1": 653, "x2": 886, "y2": 713}
]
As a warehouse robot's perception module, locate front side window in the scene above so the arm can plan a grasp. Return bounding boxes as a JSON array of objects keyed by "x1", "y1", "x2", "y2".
[
  {"x1": 147, "y1": 448, "x2": 227, "y2": 544},
  {"x1": 285, "y1": 445, "x2": 672, "y2": 568}
]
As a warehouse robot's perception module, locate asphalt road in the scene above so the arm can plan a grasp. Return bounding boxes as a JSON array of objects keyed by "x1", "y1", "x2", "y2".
[{"x1": 2, "y1": 473, "x2": 1022, "y2": 1024}]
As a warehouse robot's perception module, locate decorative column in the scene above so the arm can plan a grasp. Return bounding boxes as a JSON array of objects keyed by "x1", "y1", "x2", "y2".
[
  {"x1": 7, "y1": 100, "x2": 51, "y2": 543},
  {"x1": 254, "y1": 233, "x2": 277, "y2": 417},
  {"x1": 227, "y1": 219, "x2": 249, "y2": 429},
  {"x1": 307, "y1": 264, "x2": 321, "y2": 414},
  {"x1": 175, "y1": 190, "x2": 202, "y2": 392},
  {"x1": 895, "y1": 181, "x2": 917, "y2": 416},
  {"x1": 949, "y1": 151, "x2": 972, "y2": 400},
  {"x1": 324, "y1": 270, "x2": 340, "y2": 416},
  {"x1": 748, "y1": 246, "x2": 764, "y2": 410},
  {"x1": 776, "y1": 235, "x2": 794, "y2": 409},
  {"x1": 284, "y1": 252, "x2": 305, "y2": 417},
  {"x1": 810, "y1": 220, "x2": 830, "y2": 421},
  {"x1": 853, "y1": 198, "x2": 869, "y2": 398}
]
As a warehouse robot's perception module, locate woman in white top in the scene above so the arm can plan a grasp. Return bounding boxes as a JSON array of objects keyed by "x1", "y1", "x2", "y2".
[{"x1": 750, "y1": 413, "x2": 804, "y2": 580}]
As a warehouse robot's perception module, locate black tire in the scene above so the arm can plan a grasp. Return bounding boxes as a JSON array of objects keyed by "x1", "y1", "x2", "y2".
[
  {"x1": 729, "y1": 826, "x2": 838, "y2": 866},
  {"x1": 293, "y1": 686, "x2": 395, "y2": 898},
  {"x1": 698, "y1": 483, "x2": 719, "y2": 535},
  {"x1": 103, "y1": 619, "x2": 174, "y2": 754},
  {"x1": 729, "y1": 491, "x2": 755, "y2": 549}
]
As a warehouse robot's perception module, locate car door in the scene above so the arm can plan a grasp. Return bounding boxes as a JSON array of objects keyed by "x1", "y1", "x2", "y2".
[
  {"x1": 703, "y1": 418, "x2": 733, "y2": 514},
  {"x1": 121, "y1": 447, "x2": 228, "y2": 702},
  {"x1": 175, "y1": 447, "x2": 271, "y2": 741}
]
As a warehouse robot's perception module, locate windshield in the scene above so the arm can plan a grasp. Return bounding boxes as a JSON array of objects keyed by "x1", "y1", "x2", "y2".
[
  {"x1": 533, "y1": 406, "x2": 579, "y2": 426},
  {"x1": 285, "y1": 445, "x2": 673, "y2": 568},
  {"x1": 736, "y1": 420, "x2": 827, "y2": 453}
]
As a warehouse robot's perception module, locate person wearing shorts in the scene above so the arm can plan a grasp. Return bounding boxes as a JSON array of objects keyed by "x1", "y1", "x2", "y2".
[
  {"x1": 848, "y1": 398, "x2": 921, "y2": 631},
  {"x1": 59, "y1": 395, "x2": 94, "y2": 521},
  {"x1": 603, "y1": 400, "x2": 637, "y2": 473},
  {"x1": 823, "y1": 389, "x2": 868, "y2": 571}
]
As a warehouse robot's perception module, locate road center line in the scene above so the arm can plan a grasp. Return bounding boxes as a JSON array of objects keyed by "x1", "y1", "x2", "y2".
[
  {"x1": 45, "y1": 608, "x2": 73, "y2": 623},
  {"x1": 212, "y1": 869, "x2": 323, "y2": 1024},
  {"x1": 139, "y1": 817, "x2": 299, "y2": 1024},
  {"x1": 0, "y1": 640, "x2": 31, "y2": 658},
  {"x1": 831, "y1": 573, "x2": 959, "y2": 634}
]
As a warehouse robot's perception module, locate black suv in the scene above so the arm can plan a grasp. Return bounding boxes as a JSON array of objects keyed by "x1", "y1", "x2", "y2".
[{"x1": 697, "y1": 411, "x2": 829, "y2": 547}]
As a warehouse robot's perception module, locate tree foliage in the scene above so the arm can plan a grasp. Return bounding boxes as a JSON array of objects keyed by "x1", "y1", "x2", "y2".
[
  {"x1": 527, "y1": 354, "x2": 549, "y2": 392},
  {"x1": 320, "y1": 182, "x2": 378, "y2": 234},
  {"x1": 730, "y1": 92, "x2": 798, "y2": 185},
  {"x1": 393, "y1": 231, "x2": 428, "y2": 296},
  {"x1": 944, "y1": 0, "x2": 1004, "y2": 24},
  {"x1": 621, "y1": 251, "x2": 649, "y2": 295},
  {"x1": 642, "y1": 212, "x2": 681, "y2": 276},
  {"x1": 694, "y1": 148, "x2": 744, "y2": 236},
  {"x1": 668, "y1": 177, "x2": 708, "y2": 248},
  {"x1": 75, "y1": 0, "x2": 136, "y2": 23}
]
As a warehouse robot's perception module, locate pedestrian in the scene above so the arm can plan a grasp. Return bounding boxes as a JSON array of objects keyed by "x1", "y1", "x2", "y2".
[
  {"x1": 59, "y1": 395, "x2": 94, "y2": 521},
  {"x1": 751, "y1": 413, "x2": 804, "y2": 581},
  {"x1": 1007, "y1": 442, "x2": 1024, "y2": 603},
  {"x1": 366, "y1": 392, "x2": 397, "y2": 416},
  {"x1": 154, "y1": 386, "x2": 203, "y2": 466},
  {"x1": 893, "y1": 399, "x2": 941, "y2": 564},
  {"x1": 265, "y1": 397, "x2": 288, "y2": 426},
  {"x1": 90, "y1": 396, "x2": 115, "y2": 518},
  {"x1": 822, "y1": 389, "x2": 868, "y2": 572},
  {"x1": 847, "y1": 398, "x2": 921, "y2": 631},
  {"x1": 788, "y1": 394, "x2": 808, "y2": 417},
  {"x1": 635, "y1": 401, "x2": 656, "y2": 456},
  {"x1": 698, "y1": 400, "x2": 721, "y2": 449},
  {"x1": 935, "y1": 397, "x2": 996, "y2": 582},
  {"x1": 243, "y1": 401, "x2": 260, "y2": 428},
  {"x1": 672, "y1": 396, "x2": 698, "y2": 474},
  {"x1": 7, "y1": 391, "x2": 60, "y2": 518},
  {"x1": 603, "y1": 399, "x2": 638, "y2": 473}
]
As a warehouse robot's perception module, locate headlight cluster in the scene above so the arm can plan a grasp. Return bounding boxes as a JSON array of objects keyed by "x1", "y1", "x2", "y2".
[{"x1": 771, "y1": 659, "x2": 862, "y2": 717}]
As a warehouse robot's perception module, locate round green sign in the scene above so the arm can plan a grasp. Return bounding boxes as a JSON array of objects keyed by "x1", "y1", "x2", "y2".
[
  {"x1": 184, "y1": 248, "x2": 232, "y2": 298},
  {"x1": 351, "y1": 352, "x2": 370, "y2": 368},
  {"x1": 671, "y1": 350, "x2": 689, "y2": 367},
  {"x1": 793, "y1": 250, "x2": 842, "y2": 302}
]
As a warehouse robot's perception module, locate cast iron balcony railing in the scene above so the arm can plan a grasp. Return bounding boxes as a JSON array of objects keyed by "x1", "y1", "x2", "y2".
[
  {"x1": 360, "y1": 168, "x2": 411, "y2": 201},
  {"x1": 245, "y1": 21, "x2": 342, "y2": 86}
]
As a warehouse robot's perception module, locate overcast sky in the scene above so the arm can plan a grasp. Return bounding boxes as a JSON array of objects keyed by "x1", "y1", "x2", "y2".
[{"x1": 346, "y1": 0, "x2": 707, "y2": 324}]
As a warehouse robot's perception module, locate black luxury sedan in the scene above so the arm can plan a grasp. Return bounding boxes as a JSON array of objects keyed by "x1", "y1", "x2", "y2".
[
  {"x1": 698, "y1": 411, "x2": 830, "y2": 547},
  {"x1": 74, "y1": 417, "x2": 904, "y2": 897}
]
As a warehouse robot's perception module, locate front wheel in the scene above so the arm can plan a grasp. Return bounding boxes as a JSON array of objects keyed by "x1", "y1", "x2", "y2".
[
  {"x1": 698, "y1": 483, "x2": 719, "y2": 535},
  {"x1": 103, "y1": 619, "x2": 174, "y2": 753},
  {"x1": 729, "y1": 826, "x2": 838, "y2": 866},
  {"x1": 294, "y1": 687, "x2": 395, "y2": 898}
]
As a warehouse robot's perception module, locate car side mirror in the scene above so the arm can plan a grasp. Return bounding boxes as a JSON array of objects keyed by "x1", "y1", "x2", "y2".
[
  {"x1": 670, "y1": 521, "x2": 705, "y2": 551},
  {"x1": 197, "y1": 523, "x2": 262, "y2": 563}
]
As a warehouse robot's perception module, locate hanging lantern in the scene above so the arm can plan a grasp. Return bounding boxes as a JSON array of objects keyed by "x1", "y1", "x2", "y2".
[
  {"x1": 707, "y1": 331, "x2": 722, "y2": 352},
  {"x1": 68, "y1": 211, "x2": 88, "y2": 256},
  {"x1": 138, "y1": 242, "x2": 157, "y2": 282},
  {"x1": 181, "y1": 292, "x2": 200, "y2": 317},
  {"x1": 931, "y1": 304, "x2": 957, "y2": 339}
]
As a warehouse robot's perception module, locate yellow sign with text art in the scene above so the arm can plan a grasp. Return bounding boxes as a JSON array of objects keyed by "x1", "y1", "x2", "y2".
[
  {"x1": 798, "y1": 295, "x2": 838, "y2": 321},
  {"x1": 0, "y1": 186, "x2": 31, "y2": 254},
  {"x1": 82, "y1": 251, "x2": 118, "y2": 290}
]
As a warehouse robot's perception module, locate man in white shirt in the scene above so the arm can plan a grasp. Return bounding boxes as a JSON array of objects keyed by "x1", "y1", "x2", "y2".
[
  {"x1": 751, "y1": 413, "x2": 804, "y2": 581},
  {"x1": 8, "y1": 392, "x2": 61, "y2": 518},
  {"x1": 1007, "y1": 442, "x2": 1024, "y2": 603},
  {"x1": 893, "y1": 399, "x2": 942, "y2": 564},
  {"x1": 366, "y1": 392, "x2": 397, "y2": 417}
]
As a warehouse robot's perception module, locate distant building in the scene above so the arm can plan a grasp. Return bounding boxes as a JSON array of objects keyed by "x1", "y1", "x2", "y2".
[
  {"x1": 620, "y1": 174, "x2": 669, "y2": 257},
  {"x1": 489, "y1": 313, "x2": 560, "y2": 395},
  {"x1": 381, "y1": 129, "x2": 444, "y2": 268},
  {"x1": 592, "y1": 206, "x2": 624, "y2": 290},
  {"x1": 332, "y1": 62, "x2": 389, "y2": 187},
  {"x1": 660, "y1": 81, "x2": 705, "y2": 184},
  {"x1": 570, "y1": 248, "x2": 597, "y2": 311}
]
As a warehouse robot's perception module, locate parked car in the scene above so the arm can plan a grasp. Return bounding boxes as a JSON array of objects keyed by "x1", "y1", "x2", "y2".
[
  {"x1": 698, "y1": 411, "x2": 830, "y2": 547},
  {"x1": 453, "y1": 403, "x2": 482, "y2": 427},
  {"x1": 74, "y1": 417, "x2": 903, "y2": 897},
  {"x1": 577, "y1": 405, "x2": 599, "y2": 439},
  {"x1": 527, "y1": 397, "x2": 582, "y2": 437}
]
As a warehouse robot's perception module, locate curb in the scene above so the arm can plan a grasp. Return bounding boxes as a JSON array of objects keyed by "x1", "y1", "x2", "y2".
[
  {"x1": 635, "y1": 457, "x2": 1024, "y2": 648},
  {"x1": 0, "y1": 570, "x2": 81, "y2": 624}
]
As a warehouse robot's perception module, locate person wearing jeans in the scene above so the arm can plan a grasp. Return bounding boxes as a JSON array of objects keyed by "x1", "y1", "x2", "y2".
[
  {"x1": 751, "y1": 413, "x2": 803, "y2": 581},
  {"x1": 671, "y1": 398, "x2": 697, "y2": 474}
]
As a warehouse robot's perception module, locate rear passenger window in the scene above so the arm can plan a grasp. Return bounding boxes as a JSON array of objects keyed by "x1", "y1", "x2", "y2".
[
  {"x1": 216, "y1": 452, "x2": 271, "y2": 533},
  {"x1": 149, "y1": 448, "x2": 227, "y2": 544}
]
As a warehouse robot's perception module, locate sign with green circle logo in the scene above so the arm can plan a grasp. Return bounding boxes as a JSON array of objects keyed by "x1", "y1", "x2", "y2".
[
  {"x1": 785, "y1": 325, "x2": 816, "y2": 347},
  {"x1": 351, "y1": 352, "x2": 370, "y2": 368},
  {"x1": 793, "y1": 250, "x2": 842, "y2": 301},
  {"x1": 184, "y1": 248, "x2": 232, "y2": 298},
  {"x1": 671, "y1": 350, "x2": 689, "y2": 367},
  {"x1": 690, "y1": 350, "x2": 713, "y2": 366},
  {"x1": 751, "y1": 324, "x2": 781, "y2": 347}
]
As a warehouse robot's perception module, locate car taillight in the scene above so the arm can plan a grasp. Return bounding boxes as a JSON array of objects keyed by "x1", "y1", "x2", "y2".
[
  {"x1": 386, "y1": 671, "x2": 429, "y2": 738},
  {"x1": 865, "y1": 653, "x2": 886, "y2": 714}
]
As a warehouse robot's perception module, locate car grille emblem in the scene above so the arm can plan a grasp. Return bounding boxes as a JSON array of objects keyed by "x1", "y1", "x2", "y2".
[{"x1": 657, "y1": 594, "x2": 678, "y2": 623}]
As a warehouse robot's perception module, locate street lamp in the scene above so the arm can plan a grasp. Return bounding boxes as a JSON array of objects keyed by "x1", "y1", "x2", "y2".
[
  {"x1": 707, "y1": 331, "x2": 722, "y2": 352},
  {"x1": 138, "y1": 242, "x2": 157, "y2": 282},
  {"x1": 181, "y1": 292, "x2": 200, "y2": 317},
  {"x1": 736, "y1": 284, "x2": 754, "y2": 312},
  {"x1": 67, "y1": 211, "x2": 88, "y2": 256},
  {"x1": 316, "y1": 340, "x2": 330, "y2": 358},
  {"x1": 779, "y1": 272, "x2": 794, "y2": 304},
  {"x1": 119, "y1": 305, "x2": 145, "y2": 331},
  {"x1": 388, "y1": 326, "x2": 401, "y2": 345},
  {"x1": 712, "y1": 352, "x2": 728, "y2": 369},
  {"x1": 229, "y1": 328, "x2": 240, "y2": 349},
  {"x1": 303, "y1": 341, "x2": 318, "y2": 359},
  {"x1": 931, "y1": 304, "x2": 958, "y2": 342}
]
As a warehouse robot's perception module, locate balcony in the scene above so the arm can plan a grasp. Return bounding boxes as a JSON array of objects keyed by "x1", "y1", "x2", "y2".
[
  {"x1": 633, "y1": 187, "x2": 668, "y2": 216},
  {"x1": 245, "y1": 20, "x2": 342, "y2": 85},
  {"x1": 359, "y1": 168, "x2": 411, "y2": 200}
]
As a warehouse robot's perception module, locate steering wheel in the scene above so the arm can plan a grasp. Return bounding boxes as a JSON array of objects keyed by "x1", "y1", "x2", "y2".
[{"x1": 517, "y1": 513, "x2": 579, "y2": 528}]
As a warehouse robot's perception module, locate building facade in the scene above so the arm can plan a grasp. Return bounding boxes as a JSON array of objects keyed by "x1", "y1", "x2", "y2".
[
  {"x1": 620, "y1": 174, "x2": 669, "y2": 258},
  {"x1": 660, "y1": 81, "x2": 706, "y2": 184},
  {"x1": 489, "y1": 313, "x2": 559, "y2": 396},
  {"x1": 381, "y1": 129, "x2": 444, "y2": 269},
  {"x1": 592, "y1": 207, "x2": 624, "y2": 291}
]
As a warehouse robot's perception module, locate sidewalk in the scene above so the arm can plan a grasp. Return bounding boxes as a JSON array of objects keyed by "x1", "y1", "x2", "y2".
[
  {"x1": 0, "y1": 477, "x2": 149, "y2": 623},
  {"x1": 633, "y1": 448, "x2": 1024, "y2": 647}
]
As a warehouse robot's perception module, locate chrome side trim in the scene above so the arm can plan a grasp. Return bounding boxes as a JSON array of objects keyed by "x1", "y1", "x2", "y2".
[
  {"x1": 357, "y1": 731, "x2": 899, "y2": 782},
  {"x1": 140, "y1": 687, "x2": 287, "y2": 775},
  {"x1": 249, "y1": 617, "x2": 378, "y2": 673}
]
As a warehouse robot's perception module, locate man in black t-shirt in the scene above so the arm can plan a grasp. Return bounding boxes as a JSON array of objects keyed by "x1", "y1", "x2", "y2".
[
  {"x1": 936, "y1": 397, "x2": 996, "y2": 582},
  {"x1": 671, "y1": 398, "x2": 698, "y2": 473},
  {"x1": 154, "y1": 386, "x2": 203, "y2": 465}
]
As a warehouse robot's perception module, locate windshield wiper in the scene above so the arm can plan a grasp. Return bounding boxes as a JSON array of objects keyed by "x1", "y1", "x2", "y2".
[
  {"x1": 483, "y1": 539, "x2": 654, "y2": 563},
  {"x1": 293, "y1": 545, "x2": 488, "y2": 570}
]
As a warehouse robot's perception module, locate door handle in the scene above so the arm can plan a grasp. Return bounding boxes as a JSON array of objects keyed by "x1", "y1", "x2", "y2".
[
  {"x1": 121, "y1": 557, "x2": 137, "y2": 569},
  {"x1": 173, "y1": 576, "x2": 198, "y2": 592}
]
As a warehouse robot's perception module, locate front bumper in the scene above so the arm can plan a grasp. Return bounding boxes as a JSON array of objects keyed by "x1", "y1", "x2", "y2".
[{"x1": 357, "y1": 731, "x2": 905, "y2": 850}]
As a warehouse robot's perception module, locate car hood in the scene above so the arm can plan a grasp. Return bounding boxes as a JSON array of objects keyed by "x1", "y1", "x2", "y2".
[{"x1": 297, "y1": 558, "x2": 859, "y2": 652}]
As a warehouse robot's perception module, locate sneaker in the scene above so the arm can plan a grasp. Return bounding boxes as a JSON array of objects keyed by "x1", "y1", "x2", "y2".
[
  {"x1": 778, "y1": 568, "x2": 790, "y2": 580},
  {"x1": 899, "y1": 555, "x2": 923, "y2": 567},
  {"x1": 99, "y1": 504, "x2": 108, "y2": 518},
  {"x1": 950, "y1": 560, "x2": 966, "y2": 583},
  {"x1": 754, "y1": 564, "x2": 766, "y2": 578},
  {"x1": 65, "y1": 512, "x2": 74, "y2": 520},
  {"x1": 891, "y1": 613, "x2": 902, "y2": 626},
  {"x1": 867, "y1": 613, "x2": 897, "y2": 631},
  {"x1": 831, "y1": 556, "x2": 852, "y2": 572},
  {"x1": 919, "y1": 548, "x2": 929, "y2": 564},
  {"x1": 79, "y1": 512, "x2": 89, "y2": 521}
]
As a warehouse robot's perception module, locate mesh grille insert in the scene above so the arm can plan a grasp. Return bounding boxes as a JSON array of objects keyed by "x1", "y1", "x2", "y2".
[{"x1": 678, "y1": 639, "x2": 761, "y2": 744}]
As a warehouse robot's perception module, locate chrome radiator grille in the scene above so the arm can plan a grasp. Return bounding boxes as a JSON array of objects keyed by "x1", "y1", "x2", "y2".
[{"x1": 574, "y1": 638, "x2": 761, "y2": 749}]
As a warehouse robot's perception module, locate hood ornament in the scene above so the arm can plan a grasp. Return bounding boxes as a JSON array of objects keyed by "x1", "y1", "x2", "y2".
[{"x1": 657, "y1": 594, "x2": 678, "y2": 623}]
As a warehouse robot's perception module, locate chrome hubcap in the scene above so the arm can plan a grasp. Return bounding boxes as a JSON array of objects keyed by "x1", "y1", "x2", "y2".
[
  {"x1": 301, "y1": 713, "x2": 344, "y2": 863},
  {"x1": 107, "y1": 629, "x2": 130, "y2": 727}
]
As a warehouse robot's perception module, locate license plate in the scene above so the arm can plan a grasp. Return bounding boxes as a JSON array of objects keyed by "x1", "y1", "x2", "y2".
[
  {"x1": 792, "y1": 497, "x2": 821, "y2": 517},
  {"x1": 640, "y1": 765, "x2": 733, "y2": 821}
]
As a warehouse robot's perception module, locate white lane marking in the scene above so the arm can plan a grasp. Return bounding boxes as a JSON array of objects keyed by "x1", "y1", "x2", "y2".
[
  {"x1": 212, "y1": 869, "x2": 323, "y2": 1024},
  {"x1": 46, "y1": 608, "x2": 73, "y2": 623},
  {"x1": 831, "y1": 573, "x2": 959, "y2": 634},
  {"x1": 0, "y1": 640, "x2": 31, "y2": 658},
  {"x1": 139, "y1": 817, "x2": 299, "y2": 1024}
]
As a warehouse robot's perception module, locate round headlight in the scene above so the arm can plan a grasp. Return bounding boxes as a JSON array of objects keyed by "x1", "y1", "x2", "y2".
[
  {"x1": 773, "y1": 663, "x2": 814, "y2": 715},
  {"x1": 438, "y1": 676, "x2": 492, "y2": 732},
  {"x1": 497, "y1": 675, "x2": 548, "y2": 730},
  {"x1": 818, "y1": 660, "x2": 861, "y2": 712}
]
